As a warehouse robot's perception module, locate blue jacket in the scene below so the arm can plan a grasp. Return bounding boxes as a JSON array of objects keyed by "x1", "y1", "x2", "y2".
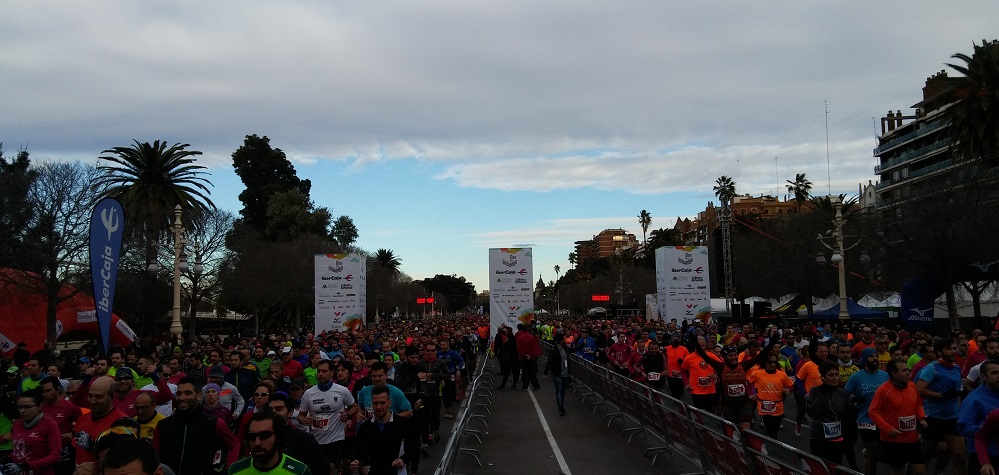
[
  {"x1": 437, "y1": 349, "x2": 465, "y2": 374},
  {"x1": 957, "y1": 383, "x2": 999, "y2": 456}
]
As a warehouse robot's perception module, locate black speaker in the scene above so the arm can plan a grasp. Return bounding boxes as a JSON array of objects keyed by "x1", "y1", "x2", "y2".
[{"x1": 753, "y1": 301, "x2": 772, "y2": 318}]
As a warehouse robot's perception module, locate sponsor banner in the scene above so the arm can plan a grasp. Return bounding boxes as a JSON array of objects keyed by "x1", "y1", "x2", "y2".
[
  {"x1": 115, "y1": 319, "x2": 137, "y2": 343},
  {"x1": 77, "y1": 310, "x2": 97, "y2": 324},
  {"x1": 0, "y1": 332, "x2": 14, "y2": 354},
  {"x1": 89, "y1": 198, "x2": 124, "y2": 354},
  {"x1": 899, "y1": 275, "x2": 937, "y2": 330},
  {"x1": 488, "y1": 248, "x2": 534, "y2": 337},
  {"x1": 656, "y1": 246, "x2": 711, "y2": 322},
  {"x1": 315, "y1": 254, "x2": 367, "y2": 333}
]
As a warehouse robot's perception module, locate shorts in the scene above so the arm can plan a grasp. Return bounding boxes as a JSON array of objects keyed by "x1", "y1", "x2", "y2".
[
  {"x1": 321, "y1": 440, "x2": 345, "y2": 462},
  {"x1": 922, "y1": 417, "x2": 957, "y2": 442},
  {"x1": 858, "y1": 428, "x2": 880, "y2": 444},
  {"x1": 879, "y1": 440, "x2": 925, "y2": 469},
  {"x1": 720, "y1": 400, "x2": 754, "y2": 424}
]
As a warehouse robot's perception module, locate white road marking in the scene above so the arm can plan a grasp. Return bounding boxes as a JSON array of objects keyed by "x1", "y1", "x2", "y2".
[{"x1": 527, "y1": 387, "x2": 573, "y2": 475}]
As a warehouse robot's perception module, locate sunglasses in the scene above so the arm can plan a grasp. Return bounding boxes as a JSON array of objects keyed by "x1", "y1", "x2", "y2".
[
  {"x1": 17, "y1": 404, "x2": 38, "y2": 410},
  {"x1": 246, "y1": 430, "x2": 275, "y2": 441},
  {"x1": 253, "y1": 392, "x2": 270, "y2": 398}
]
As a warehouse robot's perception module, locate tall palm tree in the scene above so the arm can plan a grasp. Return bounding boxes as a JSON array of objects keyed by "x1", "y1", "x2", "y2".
[
  {"x1": 373, "y1": 248, "x2": 402, "y2": 279},
  {"x1": 553, "y1": 264, "x2": 560, "y2": 283},
  {"x1": 97, "y1": 140, "x2": 215, "y2": 235},
  {"x1": 638, "y1": 210, "x2": 652, "y2": 248},
  {"x1": 945, "y1": 40, "x2": 999, "y2": 165},
  {"x1": 785, "y1": 172, "x2": 813, "y2": 213},
  {"x1": 568, "y1": 252, "x2": 576, "y2": 270},
  {"x1": 713, "y1": 175, "x2": 736, "y2": 206}
]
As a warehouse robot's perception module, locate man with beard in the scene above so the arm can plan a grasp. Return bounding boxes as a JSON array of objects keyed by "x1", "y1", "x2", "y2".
[
  {"x1": 71, "y1": 357, "x2": 110, "y2": 409},
  {"x1": 154, "y1": 377, "x2": 240, "y2": 474},
  {"x1": 664, "y1": 334, "x2": 688, "y2": 400},
  {"x1": 110, "y1": 366, "x2": 172, "y2": 417},
  {"x1": 266, "y1": 392, "x2": 329, "y2": 475},
  {"x1": 845, "y1": 348, "x2": 890, "y2": 475},
  {"x1": 638, "y1": 340, "x2": 668, "y2": 391},
  {"x1": 869, "y1": 359, "x2": 929, "y2": 475},
  {"x1": 352, "y1": 385, "x2": 408, "y2": 475},
  {"x1": 251, "y1": 346, "x2": 272, "y2": 381},
  {"x1": 230, "y1": 412, "x2": 311, "y2": 475},
  {"x1": 915, "y1": 338, "x2": 966, "y2": 475}
]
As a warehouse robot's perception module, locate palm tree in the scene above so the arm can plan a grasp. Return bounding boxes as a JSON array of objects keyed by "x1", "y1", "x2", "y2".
[
  {"x1": 713, "y1": 175, "x2": 736, "y2": 206},
  {"x1": 638, "y1": 210, "x2": 652, "y2": 249},
  {"x1": 785, "y1": 172, "x2": 813, "y2": 213},
  {"x1": 97, "y1": 140, "x2": 215, "y2": 234},
  {"x1": 568, "y1": 252, "x2": 576, "y2": 270},
  {"x1": 373, "y1": 248, "x2": 402, "y2": 278},
  {"x1": 553, "y1": 264, "x2": 560, "y2": 283},
  {"x1": 945, "y1": 40, "x2": 999, "y2": 165}
]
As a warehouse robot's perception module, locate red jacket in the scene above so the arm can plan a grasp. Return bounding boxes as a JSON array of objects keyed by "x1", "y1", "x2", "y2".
[{"x1": 516, "y1": 331, "x2": 541, "y2": 360}]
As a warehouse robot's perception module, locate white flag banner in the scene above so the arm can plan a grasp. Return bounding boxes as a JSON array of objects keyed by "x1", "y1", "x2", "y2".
[
  {"x1": 656, "y1": 246, "x2": 711, "y2": 323},
  {"x1": 315, "y1": 253, "x2": 367, "y2": 333},
  {"x1": 488, "y1": 248, "x2": 535, "y2": 338}
]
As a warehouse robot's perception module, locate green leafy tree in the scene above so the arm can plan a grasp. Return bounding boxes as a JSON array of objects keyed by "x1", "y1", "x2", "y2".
[
  {"x1": 231, "y1": 134, "x2": 310, "y2": 234},
  {"x1": 0, "y1": 145, "x2": 37, "y2": 269},
  {"x1": 945, "y1": 40, "x2": 999, "y2": 165},
  {"x1": 713, "y1": 175, "x2": 736, "y2": 205},
  {"x1": 422, "y1": 274, "x2": 475, "y2": 313},
  {"x1": 263, "y1": 189, "x2": 331, "y2": 241},
  {"x1": 332, "y1": 215, "x2": 359, "y2": 250}
]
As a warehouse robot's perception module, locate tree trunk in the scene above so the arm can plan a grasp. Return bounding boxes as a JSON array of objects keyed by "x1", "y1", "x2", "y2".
[{"x1": 946, "y1": 286, "x2": 959, "y2": 330}]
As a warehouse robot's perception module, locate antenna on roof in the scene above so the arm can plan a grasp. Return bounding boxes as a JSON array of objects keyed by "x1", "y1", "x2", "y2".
[{"x1": 825, "y1": 100, "x2": 831, "y2": 195}]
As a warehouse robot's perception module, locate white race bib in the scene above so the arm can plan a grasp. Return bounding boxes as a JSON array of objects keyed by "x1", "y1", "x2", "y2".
[
  {"x1": 822, "y1": 421, "x2": 842, "y2": 439},
  {"x1": 726, "y1": 384, "x2": 746, "y2": 397},
  {"x1": 697, "y1": 376, "x2": 712, "y2": 387},
  {"x1": 858, "y1": 423, "x2": 876, "y2": 430},
  {"x1": 898, "y1": 415, "x2": 916, "y2": 432},
  {"x1": 760, "y1": 400, "x2": 777, "y2": 414},
  {"x1": 647, "y1": 372, "x2": 660, "y2": 381},
  {"x1": 312, "y1": 414, "x2": 332, "y2": 431},
  {"x1": 670, "y1": 370, "x2": 681, "y2": 378}
]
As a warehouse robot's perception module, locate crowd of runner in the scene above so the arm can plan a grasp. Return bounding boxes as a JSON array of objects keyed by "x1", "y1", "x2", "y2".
[
  {"x1": 0, "y1": 315, "x2": 491, "y2": 475},
  {"x1": 529, "y1": 317, "x2": 999, "y2": 475}
]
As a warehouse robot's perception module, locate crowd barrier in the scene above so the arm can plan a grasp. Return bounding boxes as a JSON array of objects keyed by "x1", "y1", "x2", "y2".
[
  {"x1": 434, "y1": 353, "x2": 495, "y2": 474},
  {"x1": 547, "y1": 342, "x2": 862, "y2": 475}
]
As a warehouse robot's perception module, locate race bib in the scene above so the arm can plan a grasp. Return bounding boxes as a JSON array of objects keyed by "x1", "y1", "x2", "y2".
[
  {"x1": 584, "y1": 347, "x2": 594, "y2": 353},
  {"x1": 647, "y1": 372, "x2": 660, "y2": 381},
  {"x1": 670, "y1": 370, "x2": 681, "y2": 379},
  {"x1": 822, "y1": 421, "x2": 842, "y2": 439},
  {"x1": 726, "y1": 384, "x2": 746, "y2": 397},
  {"x1": 760, "y1": 400, "x2": 777, "y2": 414},
  {"x1": 697, "y1": 376, "x2": 712, "y2": 387},
  {"x1": 312, "y1": 414, "x2": 332, "y2": 431},
  {"x1": 858, "y1": 423, "x2": 876, "y2": 430},
  {"x1": 898, "y1": 415, "x2": 916, "y2": 432},
  {"x1": 450, "y1": 375, "x2": 456, "y2": 381},
  {"x1": 213, "y1": 450, "x2": 222, "y2": 465}
]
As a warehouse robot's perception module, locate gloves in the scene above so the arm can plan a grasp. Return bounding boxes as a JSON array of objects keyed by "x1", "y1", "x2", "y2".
[
  {"x1": 941, "y1": 388, "x2": 960, "y2": 399},
  {"x1": 1, "y1": 462, "x2": 29, "y2": 474},
  {"x1": 60, "y1": 446, "x2": 73, "y2": 462},
  {"x1": 75, "y1": 431, "x2": 95, "y2": 452}
]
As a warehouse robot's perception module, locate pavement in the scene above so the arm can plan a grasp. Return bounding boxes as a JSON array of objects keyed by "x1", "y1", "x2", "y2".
[{"x1": 450, "y1": 370, "x2": 681, "y2": 475}]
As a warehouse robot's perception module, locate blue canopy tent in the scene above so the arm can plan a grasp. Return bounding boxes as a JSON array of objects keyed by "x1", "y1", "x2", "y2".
[{"x1": 811, "y1": 298, "x2": 889, "y2": 319}]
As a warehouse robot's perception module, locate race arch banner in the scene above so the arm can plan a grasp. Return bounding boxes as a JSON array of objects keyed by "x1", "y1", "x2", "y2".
[
  {"x1": 656, "y1": 246, "x2": 711, "y2": 323},
  {"x1": 315, "y1": 254, "x2": 366, "y2": 334},
  {"x1": 488, "y1": 248, "x2": 534, "y2": 338}
]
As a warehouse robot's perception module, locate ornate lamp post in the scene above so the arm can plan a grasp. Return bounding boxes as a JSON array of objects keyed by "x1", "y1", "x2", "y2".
[
  {"x1": 148, "y1": 205, "x2": 202, "y2": 343},
  {"x1": 816, "y1": 197, "x2": 859, "y2": 321}
]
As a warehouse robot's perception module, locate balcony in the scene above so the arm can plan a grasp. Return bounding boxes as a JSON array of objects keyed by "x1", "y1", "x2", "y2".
[
  {"x1": 873, "y1": 120, "x2": 947, "y2": 156},
  {"x1": 874, "y1": 138, "x2": 949, "y2": 174}
]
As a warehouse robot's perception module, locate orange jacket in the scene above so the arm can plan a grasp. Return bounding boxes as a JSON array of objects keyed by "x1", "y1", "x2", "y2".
[{"x1": 868, "y1": 380, "x2": 925, "y2": 443}]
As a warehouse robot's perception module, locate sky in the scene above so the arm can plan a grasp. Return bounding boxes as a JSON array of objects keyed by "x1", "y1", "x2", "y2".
[{"x1": 1, "y1": 2, "x2": 996, "y2": 293}]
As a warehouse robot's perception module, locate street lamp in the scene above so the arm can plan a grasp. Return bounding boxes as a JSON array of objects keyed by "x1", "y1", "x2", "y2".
[
  {"x1": 816, "y1": 197, "x2": 859, "y2": 321},
  {"x1": 148, "y1": 205, "x2": 202, "y2": 343}
]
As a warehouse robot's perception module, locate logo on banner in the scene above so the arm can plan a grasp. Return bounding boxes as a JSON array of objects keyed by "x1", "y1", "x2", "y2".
[
  {"x1": 503, "y1": 255, "x2": 518, "y2": 267},
  {"x1": 90, "y1": 198, "x2": 124, "y2": 354},
  {"x1": 328, "y1": 262, "x2": 344, "y2": 273},
  {"x1": 78, "y1": 310, "x2": 97, "y2": 324},
  {"x1": 678, "y1": 253, "x2": 694, "y2": 265}
]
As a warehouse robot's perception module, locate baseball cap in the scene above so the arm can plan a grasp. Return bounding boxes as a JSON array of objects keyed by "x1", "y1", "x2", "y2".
[
  {"x1": 281, "y1": 346, "x2": 292, "y2": 354},
  {"x1": 209, "y1": 366, "x2": 225, "y2": 379},
  {"x1": 78, "y1": 357, "x2": 92, "y2": 365},
  {"x1": 5, "y1": 367, "x2": 17, "y2": 375},
  {"x1": 267, "y1": 350, "x2": 277, "y2": 356},
  {"x1": 115, "y1": 367, "x2": 134, "y2": 380}
]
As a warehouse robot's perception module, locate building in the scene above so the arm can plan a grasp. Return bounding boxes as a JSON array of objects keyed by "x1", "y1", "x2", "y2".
[
  {"x1": 873, "y1": 70, "x2": 960, "y2": 209},
  {"x1": 573, "y1": 228, "x2": 639, "y2": 269},
  {"x1": 674, "y1": 194, "x2": 800, "y2": 245}
]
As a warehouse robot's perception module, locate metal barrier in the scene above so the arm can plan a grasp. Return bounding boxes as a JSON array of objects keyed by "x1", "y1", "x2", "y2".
[
  {"x1": 564, "y1": 351, "x2": 851, "y2": 475},
  {"x1": 433, "y1": 354, "x2": 495, "y2": 474}
]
